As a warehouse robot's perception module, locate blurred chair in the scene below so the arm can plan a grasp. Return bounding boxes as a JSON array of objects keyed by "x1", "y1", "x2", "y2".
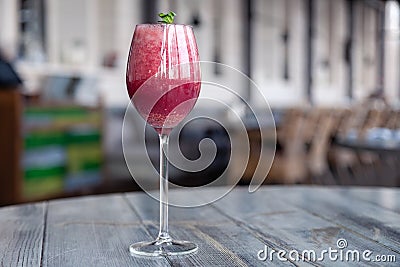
[
  {"x1": 307, "y1": 108, "x2": 340, "y2": 185},
  {"x1": 328, "y1": 104, "x2": 399, "y2": 186},
  {"x1": 302, "y1": 107, "x2": 324, "y2": 151},
  {"x1": 359, "y1": 108, "x2": 389, "y2": 139},
  {"x1": 328, "y1": 106, "x2": 378, "y2": 185},
  {"x1": 267, "y1": 108, "x2": 308, "y2": 184},
  {"x1": 327, "y1": 108, "x2": 361, "y2": 185},
  {"x1": 385, "y1": 109, "x2": 400, "y2": 129}
]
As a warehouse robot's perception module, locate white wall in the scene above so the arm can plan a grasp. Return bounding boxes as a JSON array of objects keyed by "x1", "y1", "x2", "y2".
[
  {"x1": 97, "y1": 0, "x2": 142, "y2": 107},
  {"x1": 38, "y1": 0, "x2": 141, "y2": 107},
  {"x1": 251, "y1": 0, "x2": 307, "y2": 107},
  {"x1": 385, "y1": 1, "x2": 400, "y2": 104},
  {"x1": 313, "y1": 0, "x2": 349, "y2": 105},
  {"x1": 0, "y1": 0, "x2": 19, "y2": 59},
  {"x1": 3, "y1": 0, "x2": 397, "y2": 108},
  {"x1": 353, "y1": 2, "x2": 381, "y2": 101}
]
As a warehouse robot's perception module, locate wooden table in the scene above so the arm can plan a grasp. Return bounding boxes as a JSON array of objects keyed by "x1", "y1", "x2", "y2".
[{"x1": 1, "y1": 186, "x2": 399, "y2": 266}]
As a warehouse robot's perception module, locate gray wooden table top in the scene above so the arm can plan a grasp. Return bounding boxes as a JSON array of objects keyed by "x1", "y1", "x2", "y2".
[{"x1": 1, "y1": 186, "x2": 399, "y2": 266}]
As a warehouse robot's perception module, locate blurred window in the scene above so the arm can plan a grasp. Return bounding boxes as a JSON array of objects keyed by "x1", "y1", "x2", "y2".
[{"x1": 19, "y1": 0, "x2": 46, "y2": 61}]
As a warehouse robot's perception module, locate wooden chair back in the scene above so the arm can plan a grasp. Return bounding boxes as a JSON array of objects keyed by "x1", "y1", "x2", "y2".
[
  {"x1": 307, "y1": 109, "x2": 338, "y2": 177},
  {"x1": 268, "y1": 108, "x2": 308, "y2": 184}
]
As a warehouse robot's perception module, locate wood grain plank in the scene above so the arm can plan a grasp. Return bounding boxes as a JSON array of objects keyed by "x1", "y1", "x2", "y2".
[
  {"x1": 236, "y1": 208, "x2": 398, "y2": 266},
  {"x1": 0, "y1": 203, "x2": 45, "y2": 267},
  {"x1": 126, "y1": 190, "x2": 299, "y2": 266},
  {"x1": 42, "y1": 194, "x2": 170, "y2": 267},
  {"x1": 211, "y1": 186, "x2": 400, "y2": 266},
  {"x1": 192, "y1": 223, "x2": 298, "y2": 266},
  {"x1": 272, "y1": 186, "x2": 400, "y2": 252},
  {"x1": 126, "y1": 191, "x2": 250, "y2": 266},
  {"x1": 1, "y1": 186, "x2": 398, "y2": 267},
  {"x1": 143, "y1": 223, "x2": 252, "y2": 267},
  {"x1": 136, "y1": 219, "x2": 298, "y2": 266},
  {"x1": 125, "y1": 190, "x2": 228, "y2": 223},
  {"x1": 340, "y1": 187, "x2": 400, "y2": 213},
  {"x1": 208, "y1": 188, "x2": 330, "y2": 266}
]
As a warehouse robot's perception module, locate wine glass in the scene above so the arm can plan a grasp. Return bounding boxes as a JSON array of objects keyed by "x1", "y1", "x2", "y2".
[{"x1": 126, "y1": 23, "x2": 201, "y2": 256}]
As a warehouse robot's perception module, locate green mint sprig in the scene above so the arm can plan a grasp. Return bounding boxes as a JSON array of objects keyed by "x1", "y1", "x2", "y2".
[{"x1": 158, "y1": 11, "x2": 176, "y2": 24}]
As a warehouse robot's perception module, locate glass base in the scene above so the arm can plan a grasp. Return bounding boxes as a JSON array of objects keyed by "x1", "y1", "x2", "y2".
[{"x1": 129, "y1": 239, "x2": 198, "y2": 257}]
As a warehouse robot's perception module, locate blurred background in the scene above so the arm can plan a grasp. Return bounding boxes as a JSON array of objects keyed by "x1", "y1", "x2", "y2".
[{"x1": 1, "y1": 0, "x2": 400, "y2": 206}]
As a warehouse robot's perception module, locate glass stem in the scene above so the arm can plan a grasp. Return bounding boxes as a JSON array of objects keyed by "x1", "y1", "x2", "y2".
[{"x1": 157, "y1": 133, "x2": 171, "y2": 243}]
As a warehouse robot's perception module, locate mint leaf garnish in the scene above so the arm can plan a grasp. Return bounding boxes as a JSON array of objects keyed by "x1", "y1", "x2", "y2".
[{"x1": 158, "y1": 11, "x2": 176, "y2": 24}]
